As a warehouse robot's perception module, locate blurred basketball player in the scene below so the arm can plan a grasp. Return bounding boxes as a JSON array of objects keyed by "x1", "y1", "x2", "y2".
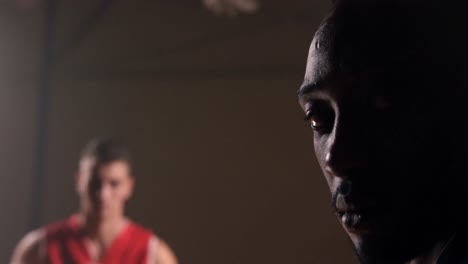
[{"x1": 11, "y1": 138, "x2": 178, "y2": 264}]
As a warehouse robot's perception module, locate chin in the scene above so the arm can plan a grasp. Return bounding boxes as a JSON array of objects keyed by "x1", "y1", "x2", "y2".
[
  {"x1": 347, "y1": 226, "x2": 438, "y2": 264},
  {"x1": 88, "y1": 208, "x2": 110, "y2": 220},
  {"x1": 351, "y1": 234, "x2": 407, "y2": 264}
]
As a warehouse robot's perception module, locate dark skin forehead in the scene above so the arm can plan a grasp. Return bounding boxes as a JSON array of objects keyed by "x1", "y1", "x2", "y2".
[{"x1": 298, "y1": 1, "x2": 464, "y2": 103}]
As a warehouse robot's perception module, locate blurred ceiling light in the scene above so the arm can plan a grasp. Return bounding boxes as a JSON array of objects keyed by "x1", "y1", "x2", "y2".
[{"x1": 202, "y1": 0, "x2": 259, "y2": 17}]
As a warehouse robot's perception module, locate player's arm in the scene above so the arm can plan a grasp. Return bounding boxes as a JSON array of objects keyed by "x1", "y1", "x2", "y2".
[
  {"x1": 148, "y1": 236, "x2": 178, "y2": 264},
  {"x1": 10, "y1": 229, "x2": 47, "y2": 264}
]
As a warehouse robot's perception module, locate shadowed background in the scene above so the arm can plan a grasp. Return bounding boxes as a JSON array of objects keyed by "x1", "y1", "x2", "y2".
[{"x1": 1, "y1": 1, "x2": 357, "y2": 263}]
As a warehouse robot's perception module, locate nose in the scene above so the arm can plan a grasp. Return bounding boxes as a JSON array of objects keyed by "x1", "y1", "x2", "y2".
[
  {"x1": 97, "y1": 184, "x2": 111, "y2": 202},
  {"x1": 89, "y1": 180, "x2": 110, "y2": 205},
  {"x1": 324, "y1": 115, "x2": 369, "y2": 179}
]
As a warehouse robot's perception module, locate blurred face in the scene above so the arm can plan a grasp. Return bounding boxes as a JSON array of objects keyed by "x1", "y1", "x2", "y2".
[
  {"x1": 76, "y1": 159, "x2": 134, "y2": 221},
  {"x1": 298, "y1": 27, "x2": 464, "y2": 263}
]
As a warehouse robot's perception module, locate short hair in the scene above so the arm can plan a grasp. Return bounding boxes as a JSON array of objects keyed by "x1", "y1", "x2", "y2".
[{"x1": 80, "y1": 138, "x2": 131, "y2": 166}]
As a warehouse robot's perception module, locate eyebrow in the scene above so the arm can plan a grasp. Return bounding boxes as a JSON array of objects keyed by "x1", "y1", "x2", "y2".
[
  {"x1": 297, "y1": 74, "x2": 332, "y2": 98},
  {"x1": 297, "y1": 69, "x2": 342, "y2": 98},
  {"x1": 297, "y1": 82, "x2": 322, "y2": 97}
]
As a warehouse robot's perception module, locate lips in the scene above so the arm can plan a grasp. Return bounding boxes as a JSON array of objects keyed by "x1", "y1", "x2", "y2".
[
  {"x1": 340, "y1": 212, "x2": 362, "y2": 229},
  {"x1": 335, "y1": 194, "x2": 383, "y2": 234},
  {"x1": 338, "y1": 210, "x2": 379, "y2": 234}
]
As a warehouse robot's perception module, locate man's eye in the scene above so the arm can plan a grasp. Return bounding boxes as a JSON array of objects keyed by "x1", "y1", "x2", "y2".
[
  {"x1": 304, "y1": 103, "x2": 334, "y2": 134},
  {"x1": 310, "y1": 117, "x2": 323, "y2": 130},
  {"x1": 305, "y1": 113, "x2": 327, "y2": 131}
]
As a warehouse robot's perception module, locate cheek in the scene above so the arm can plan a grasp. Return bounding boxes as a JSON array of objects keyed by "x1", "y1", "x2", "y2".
[
  {"x1": 313, "y1": 135, "x2": 334, "y2": 188},
  {"x1": 113, "y1": 185, "x2": 131, "y2": 200},
  {"x1": 313, "y1": 135, "x2": 329, "y2": 168}
]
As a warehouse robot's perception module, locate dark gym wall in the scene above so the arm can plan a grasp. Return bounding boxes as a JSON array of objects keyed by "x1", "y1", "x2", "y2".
[{"x1": 3, "y1": 1, "x2": 357, "y2": 263}]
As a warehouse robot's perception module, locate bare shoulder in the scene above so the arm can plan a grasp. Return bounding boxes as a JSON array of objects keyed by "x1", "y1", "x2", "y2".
[
  {"x1": 10, "y1": 229, "x2": 47, "y2": 264},
  {"x1": 150, "y1": 236, "x2": 178, "y2": 264}
]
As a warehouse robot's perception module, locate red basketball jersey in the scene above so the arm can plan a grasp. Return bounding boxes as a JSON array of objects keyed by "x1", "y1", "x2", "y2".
[{"x1": 45, "y1": 215, "x2": 152, "y2": 264}]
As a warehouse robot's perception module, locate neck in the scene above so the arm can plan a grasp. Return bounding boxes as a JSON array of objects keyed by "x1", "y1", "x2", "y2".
[
  {"x1": 78, "y1": 212, "x2": 127, "y2": 243},
  {"x1": 406, "y1": 236, "x2": 454, "y2": 264}
]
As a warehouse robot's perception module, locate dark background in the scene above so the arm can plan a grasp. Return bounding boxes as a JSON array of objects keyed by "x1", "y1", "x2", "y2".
[{"x1": 1, "y1": 1, "x2": 357, "y2": 263}]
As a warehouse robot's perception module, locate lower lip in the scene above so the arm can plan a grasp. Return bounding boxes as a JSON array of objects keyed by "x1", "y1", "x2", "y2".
[{"x1": 340, "y1": 211, "x2": 378, "y2": 234}]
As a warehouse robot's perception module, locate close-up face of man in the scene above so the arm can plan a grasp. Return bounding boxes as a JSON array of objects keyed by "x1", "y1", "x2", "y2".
[
  {"x1": 298, "y1": 1, "x2": 468, "y2": 263},
  {"x1": 76, "y1": 158, "x2": 134, "y2": 221}
]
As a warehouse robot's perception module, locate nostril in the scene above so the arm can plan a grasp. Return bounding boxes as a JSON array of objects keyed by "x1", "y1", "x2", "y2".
[{"x1": 337, "y1": 180, "x2": 352, "y2": 196}]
